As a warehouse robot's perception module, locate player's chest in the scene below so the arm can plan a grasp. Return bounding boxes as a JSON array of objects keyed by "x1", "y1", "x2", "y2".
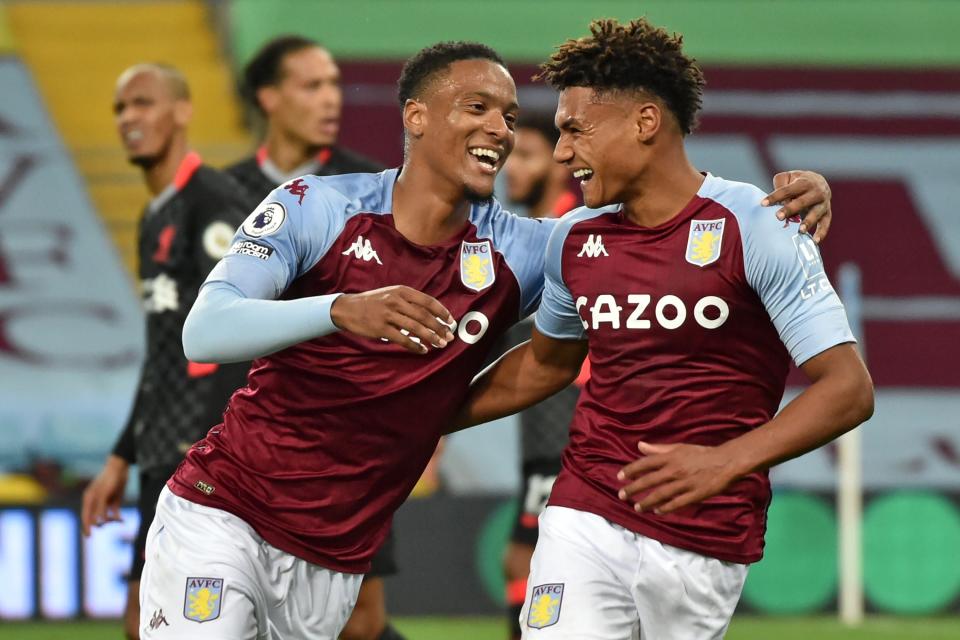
[
  {"x1": 563, "y1": 217, "x2": 750, "y2": 338},
  {"x1": 297, "y1": 215, "x2": 521, "y2": 329}
]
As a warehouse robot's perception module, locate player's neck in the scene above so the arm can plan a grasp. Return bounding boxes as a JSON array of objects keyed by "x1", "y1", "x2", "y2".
[
  {"x1": 143, "y1": 137, "x2": 189, "y2": 196},
  {"x1": 392, "y1": 161, "x2": 472, "y2": 245},
  {"x1": 263, "y1": 129, "x2": 322, "y2": 173},
  {"x1": 529, "y1": 180, "x2": 568, "y2": 219},
  {"x1": 621, "y1": 147, "x2": 703, "y2": 228}
]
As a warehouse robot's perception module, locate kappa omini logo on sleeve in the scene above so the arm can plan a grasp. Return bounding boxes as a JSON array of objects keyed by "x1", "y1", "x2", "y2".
[
  {"x1": 526, "y1": 583, "x2": 564, "y2": 629},
  {"x1": 686, "y1": 219, "x2": 724, "y2": 267},
  {"x1": 242, "y1": 202, "x2": 286, "y2": 238},
  {"x1": 183, "y1": 577, "x2": 223, "y2": 622},
  {"x1": 460, "y1": 240, "x2": 495, "y2": 291}
]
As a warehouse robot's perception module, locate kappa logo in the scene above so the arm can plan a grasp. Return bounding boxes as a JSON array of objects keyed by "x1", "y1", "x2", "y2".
[
  {"x1": 283, "y1": 178, "x2": 309, "y2": 205},
  {"x1": 184, "y1": 577, "x2": 224, "y2": 623},
  {"x1": 460, "y1": 240, "x2": 495, "y2": 291},
  {"x1": 342, "y1": 235, "x2": 382, "y2": 265},
  {"x1": 149, "y1": 608, "x2": 169, "y2": 630},
  {"x1": 783, "y1": 213, "x2": 802, "y2": 228},
  {"x1": 577, "y1": 234, "x2": 608, "y2": 258},
  {"x1": 686, "y1": 219, "x2": 725, "y2": 267},
  {"x1": 242, "y1": 202, "x2": 286, "y2": 238},
  {"x1": 527, "y1": 583, "x2": 564, "y2": 629}
]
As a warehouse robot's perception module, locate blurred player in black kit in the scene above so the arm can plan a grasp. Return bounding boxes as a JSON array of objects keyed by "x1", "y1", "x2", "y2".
[
  {"x1": 500, "y1": 111, "x2": 586, "y2": 640},
  {"x1": 227, "y1": 35, "x2": 382, "y2": 200},
  {"x1": 81, "y1": 63, "x2": 251, "y2": 640},
  {"x1": 225, "y1": 36, "x2": 404, "y2": 640}
]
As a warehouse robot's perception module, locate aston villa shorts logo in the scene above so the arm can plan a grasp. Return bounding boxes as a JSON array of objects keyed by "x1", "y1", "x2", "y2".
[
  {"x1": 184, "y1": 577, "x2": 223, "y2": 622},
  {"x1": 686, "y1": 218, "x2": 724, "y2": 267},
  {"x1": 527, "y1": 583, "x2": 563, "y2": 629},
  {"x1": 460, "y1": 240, "x2": 495, "y2": 292}
]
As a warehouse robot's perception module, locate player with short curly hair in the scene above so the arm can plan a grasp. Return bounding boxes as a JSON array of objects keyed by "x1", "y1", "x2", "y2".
[{"x1": 457, "y1": 18, "x2": 873, "y2": 639}]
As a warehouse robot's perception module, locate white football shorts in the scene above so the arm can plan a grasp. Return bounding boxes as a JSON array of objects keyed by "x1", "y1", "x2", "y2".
[
  {"x1": 139, "y1": 486, "x2": 362, "y2": 640},
  {"x1": 520, "y1": 506, "x2": 748, "y2": 640}
]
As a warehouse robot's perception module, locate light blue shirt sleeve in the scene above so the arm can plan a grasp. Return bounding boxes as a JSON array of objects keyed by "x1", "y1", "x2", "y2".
[
  {"x1": 728, "y1": 185, "x2": 856, "y2": 366},
  {"x1": 182, "y1": 283, "x2": 341, "y2": 363},
  {"x1": 204, "y1": 176, "x2": 348, "y2": 299},
  {"x1": 183, "y1": 176, "x2": 353, "y2": 363},
  {"x1": 533, "y1": 216, "x2": 587, "y2": 340}
]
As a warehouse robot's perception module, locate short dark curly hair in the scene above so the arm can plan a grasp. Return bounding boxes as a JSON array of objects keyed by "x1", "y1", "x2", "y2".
[
  {"x1": 537, "y1": 18, "x2": 705, "y2": 135},
  {"x1": 397, "y1": 41, "x2": 506, "y2": 106}
]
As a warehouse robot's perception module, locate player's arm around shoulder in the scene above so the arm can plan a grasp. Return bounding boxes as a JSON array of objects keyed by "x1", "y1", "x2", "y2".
[
  {"x1": 449, "y1": 327, "x2": 587, "y2": 434},
  {"x1": 182, "y1": 177, "x2": 458, "y2": 361}
]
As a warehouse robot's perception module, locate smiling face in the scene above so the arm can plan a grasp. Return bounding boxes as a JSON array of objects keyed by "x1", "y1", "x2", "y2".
[
  {"x1": 260, "y1": 46, "x2": 342, "y2": 148},
  {"x1": 114, "y1": 69, "x2": 190, "y2": 167},
  {"x1": 406, "y1": 58, "x2": 519, "y2": 202},
  {"x1": 553, "y1": 86, "x2": 653, "y2": 209}
]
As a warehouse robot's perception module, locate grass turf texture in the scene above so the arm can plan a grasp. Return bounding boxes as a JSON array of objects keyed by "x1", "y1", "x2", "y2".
[{"x1": 1, "y1": 617, "x2": 958, "y2": 639}]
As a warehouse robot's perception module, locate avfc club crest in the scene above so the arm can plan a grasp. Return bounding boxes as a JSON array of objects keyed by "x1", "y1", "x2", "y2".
[
  {"x1": 460, "y1": 240, "x2": 495, "y2": 292},
  {"x1": 183, "y1": 577, "x2": 223, "y2": 623},
  {"x1": 526, "y1": 583, "x2": 564, "y2": 629},
  {"x1": 686, "y1": 218, "x2": 725, "y2": 267}
]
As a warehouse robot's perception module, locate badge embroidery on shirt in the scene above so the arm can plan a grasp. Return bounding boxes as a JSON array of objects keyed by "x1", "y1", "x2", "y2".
[
  {"x1": 460, "y1": 240, "x2": 494, "y2": 292},
  {"x1": 685, "y1": 219, "x2": 724, "y2": 267}
]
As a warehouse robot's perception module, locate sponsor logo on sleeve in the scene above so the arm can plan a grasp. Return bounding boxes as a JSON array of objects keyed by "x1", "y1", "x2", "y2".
[
  {"x1": 242, "y1": 202, "x2": 286, "y2": 238},
  {"x1": 686, "y1": 219, "x2": 724, "y2": 267},
  {"x1": 228, "y1": 240, "x2": 274, "y2": 261},
  {"x1": 184, "y1": 577, "x2": 223, "y2": 622},
  {"x1": 460, "y1": 240, "x2": 494, "y2": 291},
  {"x1": 202, "y1": 221, "x2": 236, "y2": 260},
  {"x1": 527, "y1": 583, "x2": 564, "y2": 629},
  {"x1": 794, "y1": 233, "x2": 833, "y2": 300}
]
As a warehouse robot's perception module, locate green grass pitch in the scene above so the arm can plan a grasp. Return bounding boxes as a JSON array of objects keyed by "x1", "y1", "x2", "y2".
[{"x1": 1, "y1": 616, "x2": 958, "y2": 639}]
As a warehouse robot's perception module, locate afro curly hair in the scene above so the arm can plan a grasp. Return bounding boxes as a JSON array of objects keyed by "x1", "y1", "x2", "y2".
[{"x1": 537, "y1": 18, "x2": 705, "y2": 134}]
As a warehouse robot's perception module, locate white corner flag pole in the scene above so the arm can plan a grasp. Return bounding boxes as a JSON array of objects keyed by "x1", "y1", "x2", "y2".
[{"x1": 837, "y1": 263, "x2": 865, "y2": 625}]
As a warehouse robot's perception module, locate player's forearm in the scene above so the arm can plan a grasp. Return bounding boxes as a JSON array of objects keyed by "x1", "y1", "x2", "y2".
[
  {"x1": 450, "y1": 341, "x2": 580, "y2": 433},
  {"x1": 721, "y1": 351, "x2": 874, "y2": 477},
  {"x1": 183, "y1": 282, "x2": 341, "y2": 363}
]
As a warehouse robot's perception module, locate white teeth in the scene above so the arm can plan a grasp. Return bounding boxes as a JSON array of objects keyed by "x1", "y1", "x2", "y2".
[
  {"x1": 126, "y1": 130, "x2": 143, "y2": 142},
  {"x1": 573, "y1": 168, "x2": 593, "y2": 179},
  {"x1": 469, "y1": 148, "x2": 500, "y2": 162}
]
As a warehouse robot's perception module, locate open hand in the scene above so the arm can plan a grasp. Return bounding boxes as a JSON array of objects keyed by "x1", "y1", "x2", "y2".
[
  {"x1": 331, "y1": 285, "x2": 456, "y2": 354},
  {"x1": 762, "y1": 170, "x2": 832, "y2": 244},
  {"x1": 617, "y1": 441, "x2": 738, "y2": 515}
]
